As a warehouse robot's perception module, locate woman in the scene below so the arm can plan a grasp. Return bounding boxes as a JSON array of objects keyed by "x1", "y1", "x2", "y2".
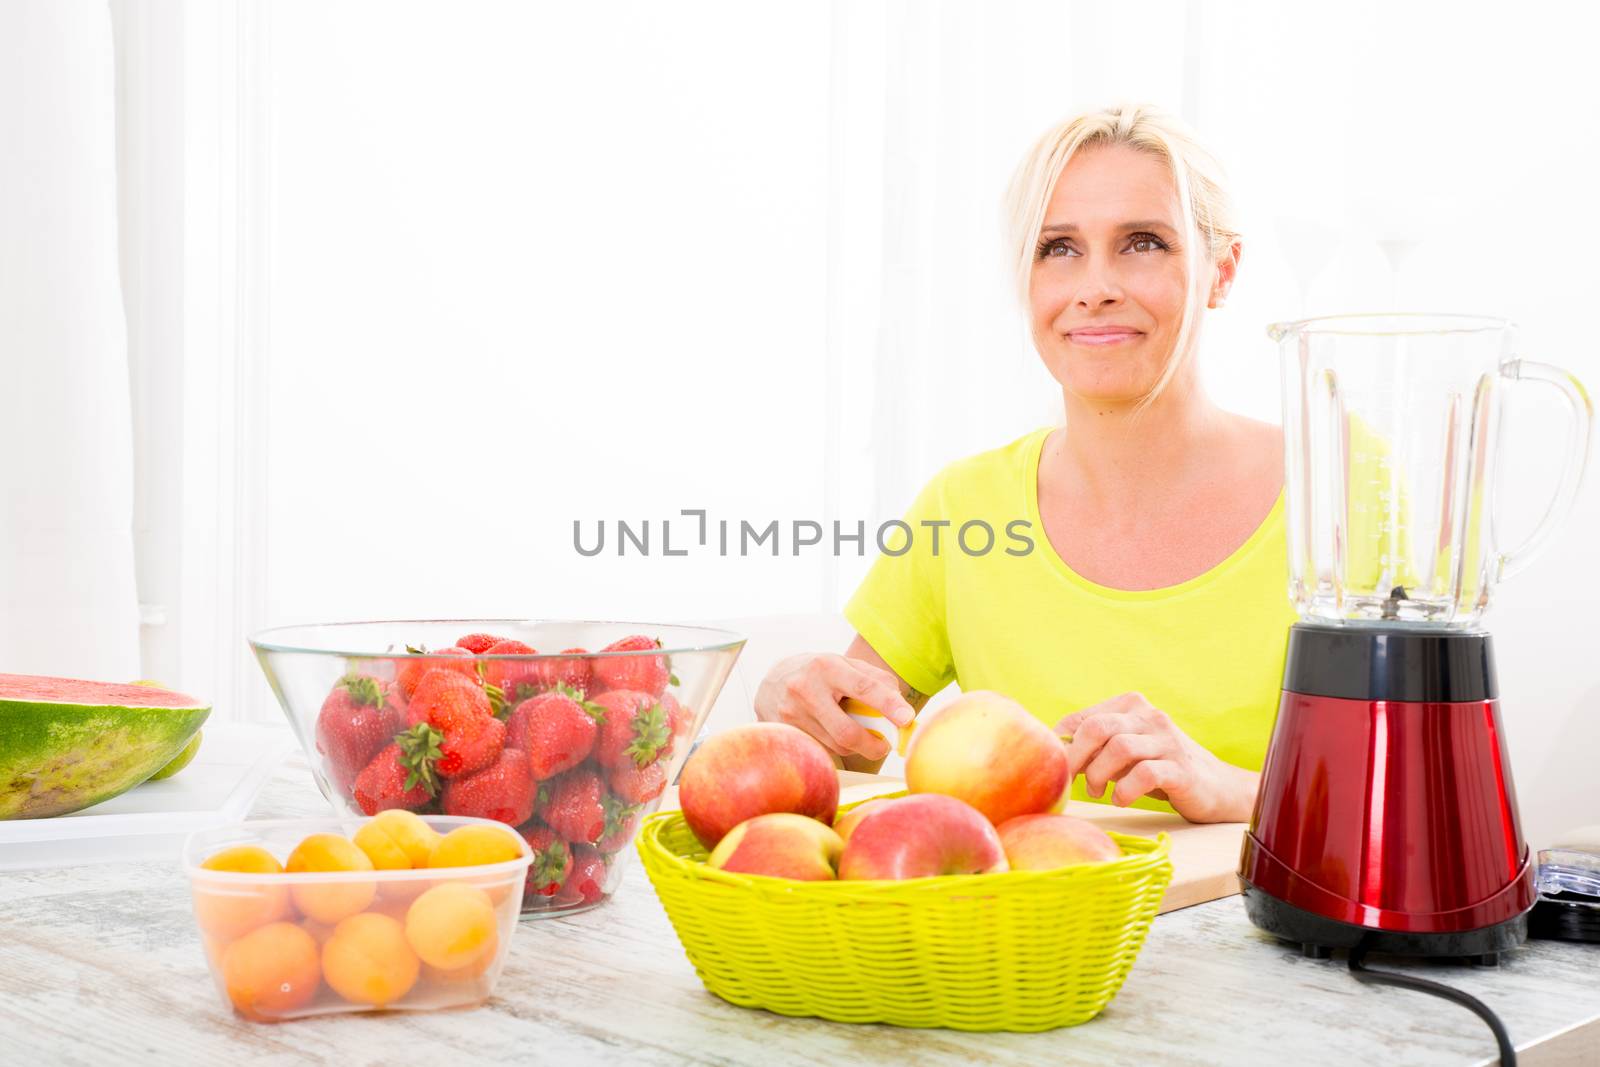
[{"x1": 754, "y1": 103, "x2": 1296, "y2": 824}]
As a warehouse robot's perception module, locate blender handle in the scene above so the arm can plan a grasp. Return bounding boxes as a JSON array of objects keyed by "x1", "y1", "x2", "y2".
[{"x1": 1495, "y1": 359, "x2": 1594, "y2": 581}]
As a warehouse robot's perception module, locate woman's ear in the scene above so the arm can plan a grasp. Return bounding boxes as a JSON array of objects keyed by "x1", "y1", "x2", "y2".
[{"x1": 1208, "y1": 239, "x2": 1242, "y2": 308}]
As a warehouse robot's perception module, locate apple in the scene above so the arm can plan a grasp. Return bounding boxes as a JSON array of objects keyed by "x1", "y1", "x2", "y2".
[
  {"x1": 837, "y1": 794, "x2": 1008, "y2": 880},
  {"x1": 904, "y1": 690, "x2": 1067, "y2": 825},
  {"x1": 832, "y1": 797, "x2": 893, "y2": 844},
  {"x1": 707, "y1": 813, "x2": 844, "y2": 880},
  {"x1": 678, "y1": 722, "x2": 839, "y2": 849},
  {"x1": 996, "y1": 813, "x2": 1122, "y2": 870}
]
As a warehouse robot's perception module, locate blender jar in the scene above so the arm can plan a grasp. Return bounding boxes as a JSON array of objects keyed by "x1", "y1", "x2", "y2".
[{"x1": 1272, "y1": 313, "x2": 1592, "y2": 626}]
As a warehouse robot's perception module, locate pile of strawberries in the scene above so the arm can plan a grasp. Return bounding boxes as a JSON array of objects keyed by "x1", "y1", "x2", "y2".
[{"x1": 313, "y1": 633, "x2": 693, "y2": 910}]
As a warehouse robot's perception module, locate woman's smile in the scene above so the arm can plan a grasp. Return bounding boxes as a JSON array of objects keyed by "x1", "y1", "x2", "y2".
[{"x1": 1066, "y1": 326, "x2": 1143, "y2": 347}]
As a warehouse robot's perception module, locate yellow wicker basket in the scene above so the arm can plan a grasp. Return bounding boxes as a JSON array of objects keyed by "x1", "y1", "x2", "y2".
[{"x1": 636, "y1": 793, "x2": 1173, "y2": 1032}]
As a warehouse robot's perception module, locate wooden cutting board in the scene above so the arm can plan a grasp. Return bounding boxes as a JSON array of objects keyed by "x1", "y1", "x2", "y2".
[{"x1": 659, "y1": 771, "x2": 1245, "y2": 915}]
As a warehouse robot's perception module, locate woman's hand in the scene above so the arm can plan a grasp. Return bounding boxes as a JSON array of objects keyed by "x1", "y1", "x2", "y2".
[
  {"x1": 754, "y1": 653, "x2": 917, "y2": 763},
  {"x1": 1053, "y1": 692, "x2": 1259, "y2": 823}
]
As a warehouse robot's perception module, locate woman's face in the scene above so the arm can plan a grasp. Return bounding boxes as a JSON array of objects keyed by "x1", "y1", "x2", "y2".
[{"x1": 1028, "y1": 143, "x2": 1229, "y2": 404}]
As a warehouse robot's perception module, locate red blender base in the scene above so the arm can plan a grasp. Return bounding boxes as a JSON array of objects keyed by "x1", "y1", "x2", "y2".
[{"x1": 1240, "y1": 624, "x2": 1536, "y2": 960}]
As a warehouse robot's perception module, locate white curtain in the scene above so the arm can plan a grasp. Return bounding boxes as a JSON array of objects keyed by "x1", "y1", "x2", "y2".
[{"x1": 0, "y1": 1, "x2": 140, "y2": 680}]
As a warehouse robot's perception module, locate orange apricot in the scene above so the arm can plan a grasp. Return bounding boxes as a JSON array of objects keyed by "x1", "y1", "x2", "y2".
[
  {"x1": 321, "y1": 912, "x2": 420, "y2": 1008},
  {"x1": 355, "y1": 810, "x2": 441, "y2": 870},
  {"x1": 421, "y1": 927, "x2": 499, "y2": 989},
  {"x1": 286, "y1": 833, "x2": 376, "y2": 924},
  {"x1": 404, "y1": 882, "x2": 498, "y2": 971},
  {"x1": 193, "y1": 845, "x2": 290, "y2": 941},
  {"x1": 221, "y1": 921, "x2": 321, "y2": 1021},
  {"x1": 427, "y1": 824, "x2": 522, "y2": 869}
]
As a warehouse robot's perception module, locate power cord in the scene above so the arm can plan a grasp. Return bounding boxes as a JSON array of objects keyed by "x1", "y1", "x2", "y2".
[{"x1": 1347, "y1": 939, "x2": 1516, "y2": 1066}]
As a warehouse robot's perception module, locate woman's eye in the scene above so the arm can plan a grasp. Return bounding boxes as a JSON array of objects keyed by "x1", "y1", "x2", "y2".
[
  {"x1": 1129, "y1": 234, "x2": 1166, "y2": 253},
  {"x1": 1037, "y1": 238, "x2": 1077, "y2": 259}
]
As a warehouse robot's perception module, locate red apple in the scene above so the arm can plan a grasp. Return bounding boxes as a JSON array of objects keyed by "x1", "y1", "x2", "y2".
[
  {"x1": 678, "y1": 723, "x2": 839, "y2": 849},
  {"x1": 904, "y1": 691, "x2": 1067, "y2": 825},
  {"x1": 996, "y1": 813, "x2": 1122, "y2": 870},
  {"x1": 837, "y1": 794, "x2": 1008, "y2": 880},
  {"x1": 707, "y1": 813, "x2": 844, "y2": 880},
  {"x1": 831, "y1": 798, "x2": 893, "y2": 844}
]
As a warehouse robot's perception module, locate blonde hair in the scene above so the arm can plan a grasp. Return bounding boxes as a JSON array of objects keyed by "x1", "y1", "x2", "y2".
[{"x1": 1002, "y1": 102, "x2": 1238, "y2": 406}]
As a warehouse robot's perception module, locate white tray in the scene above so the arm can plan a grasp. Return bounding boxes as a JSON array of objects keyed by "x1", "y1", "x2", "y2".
[{"x1": 0, "y1": 723, "x2": 295, "y2": 870}]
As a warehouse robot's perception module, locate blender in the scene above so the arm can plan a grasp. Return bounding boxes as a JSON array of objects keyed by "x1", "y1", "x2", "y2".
[{"x1": 1240, "y1": 314, "x2": 1593, "y2": 960}]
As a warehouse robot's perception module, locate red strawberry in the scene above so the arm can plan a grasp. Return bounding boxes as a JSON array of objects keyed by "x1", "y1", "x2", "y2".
[
  {"x1": 538, "y1": 768, "x2": 607, "y2": 844},
  {"x1": 352, "y1": 738, "x2": 437, "y2": 815},
  {"x1": 592, "y1": 690, "x2": 672, "y2": 770},
  {"x1": 523, "y1": 648, "x2": 593, "y2": 700},
  {"x1": 395, "y1": 645, "x2": 479, "y2": 700},
  {"x1": 506, "y1": 686, "x2": 606, "y2": 780},
  {"x1": 596, "y1": 794, "x2": 641, "y2": 853},
  {"x1": 519, "y1": 823, "x2": 573, "y2": 897},
  {"x1": 554, "y1": 845, "x2": 608, "y2": 906},
  {"x1": 455, "y1": 632, "x2": 510, "y2": 654},
  {"x1": 481, "y1": 639, "x2": 543, "y2": 707},
  {"x1": 408, "y1": 668, "x2": 503, "y2": 778},
  {"x1": 441, "y1": 747, "x2": 535, "y2": 826},
  {"x1": 658, "y1": 691, "x2": 694, "y2": 757},
  {"x1": 315, "y1": 674, "x2": 403, "y2": 794},
  {"x1": 606, "y1": 760, "x2": 667, "y2": 805},
  {"x1": 591, "y1": 635, "x2": 670, "y2": 698}
]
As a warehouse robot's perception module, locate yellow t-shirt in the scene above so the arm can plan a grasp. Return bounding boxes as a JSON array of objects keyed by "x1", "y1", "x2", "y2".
[{"x1": 843, "y1": 426, "x2": 1299, "y2": 814}]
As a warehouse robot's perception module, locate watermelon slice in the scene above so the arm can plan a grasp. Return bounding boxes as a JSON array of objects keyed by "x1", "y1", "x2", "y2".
[{"x1": 0, "y1": 674, "x2": 211, "y2": 819}]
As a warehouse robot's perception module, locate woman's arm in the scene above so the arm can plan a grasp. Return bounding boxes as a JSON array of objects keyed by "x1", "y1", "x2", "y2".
[
  {"x1": 1054, "y1": 692, "x2": 1260, "y2": 823},
  {"x1": 754, "y1": 633, "x2": 926, "y2": 773}
]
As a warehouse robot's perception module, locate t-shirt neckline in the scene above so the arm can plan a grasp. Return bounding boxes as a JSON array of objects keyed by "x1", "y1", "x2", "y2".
[{"x1": 1022, "y1": 425, "x2": 1286, "y2": 603}]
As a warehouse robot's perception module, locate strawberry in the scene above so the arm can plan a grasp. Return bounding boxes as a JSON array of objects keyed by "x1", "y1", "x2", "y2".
[
  {"x1": 506, "y1": 686, "x2": 606, "y2": 781},
  {"x1": 596, "y1": 794, "x2": 641, "y2": 853},
  {"x1": 314, "y1": 674, "x2": 403, "y2": 794},
  {"x1": 590, "y1": 635, "x2": 671, "y2": 698},
  {"x1": 441, "y1": 747, "x2": 535, "y2": 826},
  {"x1": 455, "y1": 632, "x2": 510, "y2": 654},
  {"x1": 658, "y1": 691, "x2": 695, "y2": 757},
  {"x1": 395, "y1": 645, "x2": 479, "y2": 701},
  {"x1": 554, "y1": 845, "x2": 608, "y2": 906},
  {"x1": 592, "y1": 689, "x2": 671, "y2": 770},
  {"x1": 538, "y1": 768, "x2": 607, "y2": 844},
  {"x1": 481, "y1": 639, "x2": 542, "y2": 708},
  {"x1": 407, "y1": 668, "x2": 503, "y2": 778},
  {"x1": 606, "y1": 759, "x2": 667, "y2": 805},
  {"x1": 519, "y1": 823, "x2": 573, "y2": 897},
  {"x1": 352, "y1": 736, "x2": 438, "y2": 815},
  {"x1": 525, "y1": 648, "x2": 593, "y2": 700}
]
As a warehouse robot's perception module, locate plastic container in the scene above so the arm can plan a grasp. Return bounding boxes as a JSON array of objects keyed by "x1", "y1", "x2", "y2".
[
  {"x1": 636, "y1": 793, "x2": 1173, "y2": 1032},
  {"x1": 248, "y1": 619, "x2": 744, "y2": 918},
  {"x1": 185, "y1": 815, "x2": 531, "y2": 1021}
]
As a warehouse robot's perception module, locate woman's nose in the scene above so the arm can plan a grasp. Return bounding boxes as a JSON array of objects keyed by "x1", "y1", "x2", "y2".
[{"x1": 1073, "y1": 258, "x2": 1124, "y2": 309}]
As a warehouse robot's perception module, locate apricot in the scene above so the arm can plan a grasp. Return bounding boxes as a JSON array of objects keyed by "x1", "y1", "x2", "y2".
[
  {"x1": 322, "y1": 912, "x2": 420, "y2": 1008},
  {"x1": 194, "y1": 845, "x2": 291, "y2": 941},
  {"x1": 355, "y1": 810, "x2": 442, "y2": 870},
  {"x1": 427, "y1": 824, "x2": 522, "y2": 869},
  {"x1": 286, "y1": 833, "x2": 376, "y2": 924},
  {"x1": 221, "y1": 921, "x2": 321, "y2": 1020},
  {"x1": 364, "y1": 894, "x2": 415, "y2": 923},
  {"x1": 427, "y1": 825, "x2": 523, "y2": 902},
  {"x1": 421, "y1": 927, "x2": 499, "y2": 988},
  {"x1": 405, "y1": 882, "x2": 497, "y2": 971}
]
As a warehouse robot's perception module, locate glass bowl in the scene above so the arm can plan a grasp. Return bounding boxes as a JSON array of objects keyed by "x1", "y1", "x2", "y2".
[
  {"x1": 249, "y1": 620, "x2": 744, "y2": 917},
  {"x1": 186, "y1": 815, "x2": 531, "y2": 1021}
]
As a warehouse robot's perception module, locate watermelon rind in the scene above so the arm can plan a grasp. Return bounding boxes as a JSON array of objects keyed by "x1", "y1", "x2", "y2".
[{"x1": 0, "y1": 674, "x2": 212, "y2": 819}]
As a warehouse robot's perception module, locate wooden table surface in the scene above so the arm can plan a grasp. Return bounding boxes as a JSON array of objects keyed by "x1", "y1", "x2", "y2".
[{"x1": 2, "y1": 750, "x2": 1597, "y2": 1066}]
